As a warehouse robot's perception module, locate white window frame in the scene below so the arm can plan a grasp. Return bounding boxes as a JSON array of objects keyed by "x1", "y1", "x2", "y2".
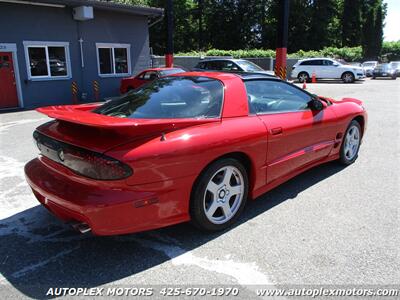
[
  {"x1": 23, "y1": 41, "x2": 72, "y2": 81},
  {"x1": 96, "y1": 43, "x2": 131, "y2": 78}
]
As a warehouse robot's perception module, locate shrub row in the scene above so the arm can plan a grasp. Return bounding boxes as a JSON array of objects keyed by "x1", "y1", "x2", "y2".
[{"x1": 176, "y1": 41, "x2": 400, "y2": 61}]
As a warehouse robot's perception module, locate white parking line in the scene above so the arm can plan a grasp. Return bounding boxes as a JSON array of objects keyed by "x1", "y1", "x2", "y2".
[
  {"x1": 0, "y1": 118, "x2": 47, "y2": 133},
  {"x1": 11, "y1": 246, "x2": 80, "y2": 279}
]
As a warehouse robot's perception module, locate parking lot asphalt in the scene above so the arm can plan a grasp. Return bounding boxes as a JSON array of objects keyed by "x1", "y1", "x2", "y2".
[{"x1": 0, "y1": 78, "x2": 399, "y2": 299}]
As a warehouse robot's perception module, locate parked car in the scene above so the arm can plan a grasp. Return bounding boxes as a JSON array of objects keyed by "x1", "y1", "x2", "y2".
[
  {"x1": 361, "y1": 61, "x2": 378, "y2": 77},
  {"x1": 291, "y1": 58, "x2": 365, "y2": 83},
  {"x1": 372, "y1": 63, "x2": 398, "y2": 79},
  {"x1": 120, "y1": 67, "x2": 185, "y2": 93},
  {"x1": 25, "y1": 72, "x2": 367, "y2": 235},
  {"x1": 390, "y1": 61, "x2": 400, "y2": 73},
  {"x1": 193, "y1": 58, "x2": 275, "y2": 76}
]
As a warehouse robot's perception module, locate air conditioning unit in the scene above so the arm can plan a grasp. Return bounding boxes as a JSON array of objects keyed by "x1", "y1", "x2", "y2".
[{"x1": 73, "y1": 6, "x2": 94, "y2": 21}]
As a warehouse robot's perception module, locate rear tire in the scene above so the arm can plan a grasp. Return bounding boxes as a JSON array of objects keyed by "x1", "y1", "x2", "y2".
[
  {"x1": 338, "y1": 120, "x2": 362, "y2": 165},
  {"x1": 342, "y1": 72, "x2": 355, "y2": 83},
  {"x1": 190, "y1": 158, "x2": 248, "y2": 231}
]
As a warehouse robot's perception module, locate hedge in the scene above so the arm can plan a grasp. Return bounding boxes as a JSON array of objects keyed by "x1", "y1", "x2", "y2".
[{"x1": 176, "y1": 41, "x2": 400, "y2": 61}]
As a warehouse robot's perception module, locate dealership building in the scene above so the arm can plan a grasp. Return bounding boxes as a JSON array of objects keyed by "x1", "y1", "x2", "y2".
[{"x1": 0, "y1": 0, "x2": 163, "y2": 109}]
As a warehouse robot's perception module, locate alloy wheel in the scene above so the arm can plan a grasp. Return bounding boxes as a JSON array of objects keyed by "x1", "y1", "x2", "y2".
[
  {"x1": 203, "y1": 166, "x2": 244, "y2": 224},
  {"x1": 298, "y1": 73, "x2": 308, "y2": 83},
  {"x1": 344, "y1": 125, "x2": 360, "y2": 160},
  {"x1": 343, "y1": 73, "x2": 354, "y2": 83}
]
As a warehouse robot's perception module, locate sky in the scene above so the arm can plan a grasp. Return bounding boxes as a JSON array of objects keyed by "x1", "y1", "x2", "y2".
[{"x1": 384, "y1": 0, "x2": 400, "y2": 41}]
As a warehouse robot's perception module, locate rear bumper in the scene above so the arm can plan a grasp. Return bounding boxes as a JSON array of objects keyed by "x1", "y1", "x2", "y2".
[
  {"x1": 25, "y1": 157, "x2": 191, "y2": 235},
  {"x1": 372, "y1": 72, "x2": 397, "y2": 77}
]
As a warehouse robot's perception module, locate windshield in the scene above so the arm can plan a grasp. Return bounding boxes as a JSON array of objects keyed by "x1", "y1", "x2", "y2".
[
  {"x1": 93, "y1": 76, "x2": 223, "y2": 119},
  {"x1": 159, "y1": 68, "x2": 185, "y2": 76},
  {"x1": 236, "y1": 60, "x2": 264, "y2": 72}
]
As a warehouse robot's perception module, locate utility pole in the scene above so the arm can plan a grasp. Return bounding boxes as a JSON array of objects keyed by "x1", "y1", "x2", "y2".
[
  {"x1": 275, "y1": 0, "x2": 289, "y2": 80},
  {"x1": 165, "y1": 0, "x2": 174, "y2": 67}
]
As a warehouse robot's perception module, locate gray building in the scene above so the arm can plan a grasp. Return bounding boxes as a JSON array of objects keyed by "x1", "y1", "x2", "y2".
[{"x1": 0, "y1": 0, "x2": 163, "y2": 109}]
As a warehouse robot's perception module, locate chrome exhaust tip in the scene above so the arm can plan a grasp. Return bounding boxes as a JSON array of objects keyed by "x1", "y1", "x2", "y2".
[{"x1": 72, "y1": 222, "x2": 91, "y2": 234}]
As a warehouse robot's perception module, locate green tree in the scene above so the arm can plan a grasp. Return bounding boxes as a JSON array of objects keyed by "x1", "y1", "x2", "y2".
[
  {"x1": 342, "y1": 0, "x2": 362, "y2": 46},
  {"x1": 308, "y1": 0, "x2": 341, "y2": 50},
  {"x1": 361, "y1": 0, "x2": 386, "y2": 59}
]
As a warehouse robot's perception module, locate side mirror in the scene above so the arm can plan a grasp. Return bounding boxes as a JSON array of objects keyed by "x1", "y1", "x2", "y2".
[
  {"x1": 308, "y1": 99, "x2": 324, "y2": 111},
  {"x1": 333, "y1": 63, "x2": 339, "y2": 67}
]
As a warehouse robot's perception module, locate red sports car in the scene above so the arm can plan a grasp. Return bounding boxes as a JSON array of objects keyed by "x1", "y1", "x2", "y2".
[
  {"x1": 25, "y1": 72, "x2": 367, "y2": 235},
  {"x1": 119, "y1": 67, "x2": 185, "y2": 94}
]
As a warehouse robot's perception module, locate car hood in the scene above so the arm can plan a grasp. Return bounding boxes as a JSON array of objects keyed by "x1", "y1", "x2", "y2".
[
  {"x1": 36, "y1": 104, "x2": 219, "y2": 153},
  {"x1": 342, "y1": 65, "x2": 363, "y2": 71}
]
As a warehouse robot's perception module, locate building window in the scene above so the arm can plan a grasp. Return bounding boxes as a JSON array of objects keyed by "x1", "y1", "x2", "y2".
[
  {"x1": 96, "y1": 43, "x2": 131, "y2": 77},
  {"x1": 23, "y1": 41, "x2": 71, "y2": 80}
]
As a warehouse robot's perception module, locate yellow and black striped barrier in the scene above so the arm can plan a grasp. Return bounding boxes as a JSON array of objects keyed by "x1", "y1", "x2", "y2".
[
  {"x1": 93, "y1": 80, "x2": 100, "y2": 101},
  {"x1": 71, "y1": 81, "x2": 78, "y2": 104},
  {"x1": 274, "y1": 66, "x2": 287, "y2": 80}
]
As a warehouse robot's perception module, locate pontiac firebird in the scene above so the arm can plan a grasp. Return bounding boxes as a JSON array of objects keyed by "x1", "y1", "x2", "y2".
[{"x1": 24, "y1": 72, "x2": 367, "y2": 235}]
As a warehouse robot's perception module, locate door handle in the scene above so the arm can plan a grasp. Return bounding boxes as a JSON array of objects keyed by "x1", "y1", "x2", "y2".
[{"x1": 270, "y1": 127, "x2": 283, "y2": 135}]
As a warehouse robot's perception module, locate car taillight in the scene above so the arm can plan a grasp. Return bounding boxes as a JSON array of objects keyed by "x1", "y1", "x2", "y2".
[
  {"x1": 61, "y1": 147, "x2": 132, "y2": 180},
  {"x1": 34, "y1": 131, "x2": 132, "y2": 180}
]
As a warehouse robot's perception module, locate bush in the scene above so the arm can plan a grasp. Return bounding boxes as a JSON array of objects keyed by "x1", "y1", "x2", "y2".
[
  {"x1": 381, "y1": 41, "x2": 400, "y2": 61},
  {"x1": 176, "y1": 42, "x2": 400, "y2": 62}
]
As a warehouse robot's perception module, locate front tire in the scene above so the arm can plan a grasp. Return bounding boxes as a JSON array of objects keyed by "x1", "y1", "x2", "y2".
[
  {"x1": 297, "y1": 72, "x2": 310, "y2": 83},
  {"x1": 342, "y1": 72, "x2": 355, "y2": 83},
  {"x1": 190, "y1": 158, "x2": 248, "y2": 231},
  {"x1": 338, "y1": 120, "x2": 362, "y2": 165}
]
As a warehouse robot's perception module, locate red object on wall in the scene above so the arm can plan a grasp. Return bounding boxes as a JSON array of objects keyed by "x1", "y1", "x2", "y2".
[
  {"x1": 165, "y1": 54, "x2": 174, "y2": 68},
  {"x1": 0, "y1": 52, "x2": 19, "y2": 109}
]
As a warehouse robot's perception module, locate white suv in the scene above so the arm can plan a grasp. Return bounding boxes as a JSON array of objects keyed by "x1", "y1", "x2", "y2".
[{"x1": 291, "y1": 58, "x2": 365, "y2": 83}]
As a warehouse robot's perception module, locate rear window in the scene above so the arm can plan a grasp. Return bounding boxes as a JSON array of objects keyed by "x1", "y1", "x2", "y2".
[
  {"x1": 159, "y1": 68, "x2": 185, "y2": 76},
  {"x1": 94, "y1": 76, "x2": 223, "y2": 119}
]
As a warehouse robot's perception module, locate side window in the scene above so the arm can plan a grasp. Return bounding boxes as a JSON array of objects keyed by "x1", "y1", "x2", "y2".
[
  {"x1": 196, "y1": 62, "x2": 205, "y2": 69},
  {"x1": 323, "y1": 60, "x2": 333, "y2": 66},
  {"x1": 207, "y1": 61, "x2": 222, "y2": 70},
  {"x1": 245, "y1": 80, "x2": 312, "y2": 114},
  {"x1": 301, "y1": 60, "x2": 322, "y2": 66},
  {"x1": 138, "y1": 71, "x2": 146, "y2": 79},
  {"x1": 220, "y1": 61, "x2": 239, "y2": 71},
  {"x1": 142, "y1": 71, "x2": 158, "y2": 80}
]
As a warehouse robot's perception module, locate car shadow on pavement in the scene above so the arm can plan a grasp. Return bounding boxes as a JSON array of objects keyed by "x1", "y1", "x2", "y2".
[{"x1": 0, "y1": 162, "x2": 346, "y2": 298}]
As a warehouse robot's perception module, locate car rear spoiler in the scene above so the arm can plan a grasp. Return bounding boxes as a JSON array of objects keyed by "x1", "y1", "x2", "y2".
[{"x1": 36, "y1": 104, "x2": 218, "y2": 133}]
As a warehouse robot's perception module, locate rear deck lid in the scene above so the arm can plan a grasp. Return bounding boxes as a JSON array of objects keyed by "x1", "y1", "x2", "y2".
[{"x1": 36, "y1": 104, "x2": 218, "y2": 153}]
